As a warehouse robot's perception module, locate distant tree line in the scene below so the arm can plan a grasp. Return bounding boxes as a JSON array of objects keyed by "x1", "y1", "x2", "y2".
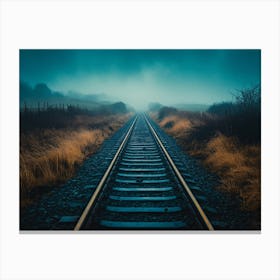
[
  {"x1": 20, "y1": 104, "x2": 89, "y2": 131},
  {"x1": 20, "y1": 102, "x2": 128, "y2": 132},
  {"x1": 156, "y1": 85, "x2": 261, "y2": 144},
  {"x1": 208, "y1": 85, "x2": 260, "y2": 116},
  {"x1": 206, "y1": 85, "x2": 261, "y2": 144}
]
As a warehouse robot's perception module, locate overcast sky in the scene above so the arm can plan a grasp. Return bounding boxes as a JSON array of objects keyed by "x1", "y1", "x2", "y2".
[{"x1": 20, "y1": 49, "x2": 260, "y2": 109}]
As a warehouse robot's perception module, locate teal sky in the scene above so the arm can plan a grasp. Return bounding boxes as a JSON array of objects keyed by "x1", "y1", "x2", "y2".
[{"x1": 20, "y1": 50, "x2": 261, "y2": 109}]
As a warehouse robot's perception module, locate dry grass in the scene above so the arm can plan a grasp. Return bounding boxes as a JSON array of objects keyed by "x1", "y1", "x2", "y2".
[
  {"x1": 204, "y1": 134, "x2": 260, "y2": 211},
  {"x1": 158, "y1": 115, "x2": 192, "y2": 137},
  {"x1": 21, "y1": 129, "x2": 103, "y2": 191},
  {"x1": 20, "y1": 113, "x2": 131, "y2": 206},
  {"x1": 153, "y1": 111, "x2": 261, "y2": 212}
]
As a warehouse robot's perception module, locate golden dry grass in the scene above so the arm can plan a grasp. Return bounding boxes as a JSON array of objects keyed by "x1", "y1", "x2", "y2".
[
  {"x1": 20, "y1": 114, "x2": 131, "y2": 206},
  {"x1": 153, "y1": 111, "x2": 260, "y2": 211},
  {"x1": 158, "y1": 115, "x2": 193, "y2": 137},
  {"x1": 204, "y1": 134, "x2": 260, "y2": 211},
  {"x1": 21, "y1": 129, "x2": 102, "y2": 191}
]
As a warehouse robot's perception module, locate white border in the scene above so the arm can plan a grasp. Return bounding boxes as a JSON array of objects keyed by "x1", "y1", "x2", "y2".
[{"x1": 1, "y1": 1, "x2": 280, "y2": 279}]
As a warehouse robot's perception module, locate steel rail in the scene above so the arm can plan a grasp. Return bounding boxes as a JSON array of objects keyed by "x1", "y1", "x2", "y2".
[
  {"x1": 144, "y1": 114, "x2": 214, "y2": 231},
  {"x1": 74, "y1": 116, "x2": 138, "y2": 230}
]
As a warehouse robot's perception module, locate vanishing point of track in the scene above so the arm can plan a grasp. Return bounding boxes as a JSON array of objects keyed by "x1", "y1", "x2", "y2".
[{"x1": 74, "y1": 113, "x2": 214, "y2": 230}]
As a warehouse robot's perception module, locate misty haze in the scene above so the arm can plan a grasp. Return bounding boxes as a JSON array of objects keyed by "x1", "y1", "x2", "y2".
[
  {"x1": 20, "y1": 50, "x2": 261, "y2": 231},
  {"x1": 20, "y1": 49, "x2": 260, "y2": 111}
]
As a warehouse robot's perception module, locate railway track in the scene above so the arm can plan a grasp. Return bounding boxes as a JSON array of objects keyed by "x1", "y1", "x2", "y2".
[{"x1": 74, "y1": 113, "x2": 214, "y2": 230}]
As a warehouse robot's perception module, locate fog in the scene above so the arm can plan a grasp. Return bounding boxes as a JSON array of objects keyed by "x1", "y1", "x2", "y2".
[{"x1": 20, "y1": 50, "x2": 261, "y2": 110}]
